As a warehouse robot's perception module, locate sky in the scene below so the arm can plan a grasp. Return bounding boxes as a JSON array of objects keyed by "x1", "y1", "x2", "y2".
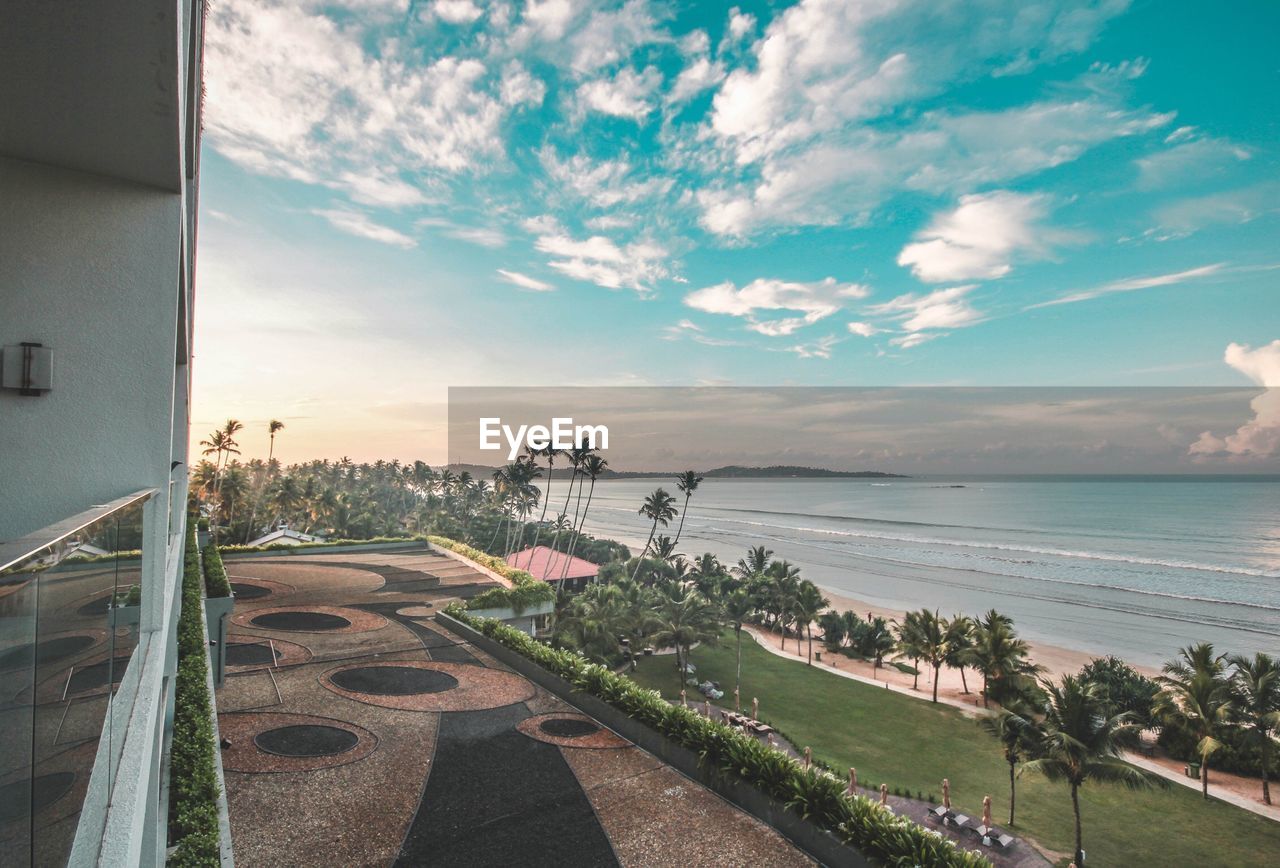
[{"x1": 191, "y1": 0, "x2": 1280, "y2": 464}]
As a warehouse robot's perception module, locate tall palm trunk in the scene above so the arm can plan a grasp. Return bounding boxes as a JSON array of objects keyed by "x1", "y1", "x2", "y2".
[
  {"x1": 735, "y1": 628, "x2": 743, "y2": 700},
  {"x1": 672, "y1": 491, "x2": 692, "y2": 547},
  {"x1": 561, "y1": 467, "x2": 589, "y2": 580},
  {"x1": 932, "y1": 663, "x2": 941, "y2": 703},
  {"x1": 1262, "y1": 733, "x2": 1272, "y2": 805},
  {"x1": 630, "y1": 521, "x2": 658, "y2": 582},
  {"x1": 959, "y1": 667, "x2": 969, "y2": 694},
  {"x1": 524, "y1": 456, "x2": 554, "y2": 569},
  {"x1": 564, "y1": 474, "x2": 597, "y2": 581},
  {"x1": 547, "y1": 466, "x2": 578, "y2": 567},
  {"x1": 1071, "y1": 782, "x2": 1083, "y2": 867},
  {"x1": 1007, "y1": 758, "x2": 1017, "y2": 825},
  {"x1": 1201, "y1": 752, "x2": 1210, "y2": 799},
  {"x1": 806, "y1": 623, "x2": 814, "y2": 665}
]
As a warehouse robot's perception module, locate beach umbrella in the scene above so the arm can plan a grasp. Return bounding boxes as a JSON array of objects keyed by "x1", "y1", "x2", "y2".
[
  {"x1": 704, "y1": 699, "x2": 711, "y2": 717},
  {"x1": 879, "y1": 783, "x2": 889, "y2": 806},
  {"x1": 982, "y1": 794, "x2": 993, "y2": 830},
  {"x1": 680, "y1": 689, "x2": 687, "y2": 707},
  {"x1": 734, "y1": 687, "x2": 740, "y2": 711},
  {"x1": 803, "y1": 746, "x2": 812, "y2": 768},
  {"x1": 942, "y1": 778, "x2": 951, "y2": 809},
  {"x1": 848, "y1": 768, "x2": 857, "y2": 794},
  {"x1": 752, "y1": 697, "x2": 759, "y2": 719}
]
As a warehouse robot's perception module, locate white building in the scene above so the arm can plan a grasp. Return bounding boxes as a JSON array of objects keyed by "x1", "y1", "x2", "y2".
[
  {"x1": 0, "y1": 2, "x2": 210, "y2": 865},
  {"x1": 245, "y1": 524, "x2": 327, "y2": 547}
]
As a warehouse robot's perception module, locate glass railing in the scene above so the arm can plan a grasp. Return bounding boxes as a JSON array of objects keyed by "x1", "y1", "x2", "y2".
[{"x1": 0, "y1": 490, "x2": 154, "y2": 866}]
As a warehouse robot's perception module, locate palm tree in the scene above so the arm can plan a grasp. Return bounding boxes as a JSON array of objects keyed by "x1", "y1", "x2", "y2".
[
  {"x1": 267, "y1": 419, "x2": 285, "y2": 461},
  {"x1": 723, "y1": 589, "x2": 755, "y2": 703},
  {"x1": 943, "y1": 614, "x2": 975, "y2": 694},
  {"x1": 631, "y1": 488, "x2": 678, "y2": 582},
  {"x1": 966, "y1": 610, "x2": 1040, "y2": 707},
  {"x1": 1021, "y1": 675, "x2": 1162, "y2": 865},
  {"x1": 980, "y1": 706, "x2": 1038, "y2": 826},
  {"x1": 1226, "y1": 653, "x2": 1280, "y2": 805},
  {"x1": 792, "y1": 581, "x2": 829, "y2": 665},
  {"x1": 1157, "y1": 647, "x2": 1231, "y2": 800},
  {"x1": 649, "y1": 588, "x2": 720, "y2": 675},
  {"x1": 670, "y1": 470, "x2": 703, "y2": 547},
  {"x1": 561, "y1": 453, "x2": 608, "y2": 580},
  {"x1": 733, "y1": 545, "x2": 774, "y2": 582},
  {"x1": 523, "y1": 444, "x2": 561, "y2": 569},
  {"x1": 914, "y1": 609, "x2": 948, "y2": 702},
  {"x1": 894, "y1": 610, "x2": 927, "y2": 691},
  {"x1": 818, "y1": 611, "x2": 848, "y2": 650}
]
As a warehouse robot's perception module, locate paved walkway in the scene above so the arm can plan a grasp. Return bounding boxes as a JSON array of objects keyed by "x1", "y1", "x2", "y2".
[{"x1": 216, "y1": 548, "x2": 812, "y2": 867}]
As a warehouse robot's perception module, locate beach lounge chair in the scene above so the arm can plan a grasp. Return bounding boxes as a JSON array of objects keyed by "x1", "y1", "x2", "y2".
[
  {"x1": 995, "y1": 834, "x2": 1014, "y2": 849},
  {"x1": 951, "y1": 814, "x2": 970, "y2": 830}
]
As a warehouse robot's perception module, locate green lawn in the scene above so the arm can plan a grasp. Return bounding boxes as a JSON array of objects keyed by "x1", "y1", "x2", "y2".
[{"x1": 630, "y1": 635, "x2": 1279, "y2": 867}]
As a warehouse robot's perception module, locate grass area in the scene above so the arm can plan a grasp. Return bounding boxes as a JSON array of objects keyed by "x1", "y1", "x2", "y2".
[{"x1": 630, "y1": 634, "x2": 1280, "y2": 868}]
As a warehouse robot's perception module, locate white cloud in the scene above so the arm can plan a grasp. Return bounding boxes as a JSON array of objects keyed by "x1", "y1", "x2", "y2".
[
  {"x1": 847, "y1": 321, "x2": 882, "y2": 337},
  {"x1": 313, "y1": 208, "x2": 417, "y2": 248},
  {"x1": 579, "y1": 66, "x2": 662, "y2": 118},
  {"x1": 788, "y1": 335, "x2": 841, "y2": 359},
  {"x1": 1028, "y1": 263, "x2": 1225, "y2": 308},
  {"x1": 871, "y1": 285, "x2": 982, "y2": 332},
  {"x1": 1150, "y1": 186, "x2": 1275, "y2": 238},
  {"x1": 898, "y1": 192, "x2": 1050, "y2": 283},
  {"x1": 669, "y1": 56, "x2": 727, "y2": 104},
  {"x1": 497, "y1": 269, "x2": 555, "y2": 291},
  {"x1": 499, "y1": 61, "x2": 547, "y2": 107},
  {"x1": 889, "y1": 332, "x2": 940, "y2": 349},
  {"x1": 534, "y1": 231, "x2": 667, "y2": 293},
  {"x1": 539, "y1": 149, "x2": 673, "y2": 208},
  {"x1": 569, "y1": 0, "x2": 667, "y2": 75},
  {"x1": 338, "y1": 171, "x2": 431, "y2": 208},
  {"x1": 662, "y1": 319, "x2": 743, "y2": 347},
  {"x1": 726, "y1": 8, "x2": 756, "y2": 40},
  {"x1": 1135, "y1": 136, "x2": 1251, "y2": 190},
  {"x1": 430, "y1": 0, "x2": 483, "y2": 24},
  {"x1": 684, "y1": 277, "x2": 869, "y2": 335},
  {"x1": 417, "y1": 218, "x2": 507, "y2": 248},
  {"x1": 1189, "y1": 341, "x2": 1280, "y2": 460}
]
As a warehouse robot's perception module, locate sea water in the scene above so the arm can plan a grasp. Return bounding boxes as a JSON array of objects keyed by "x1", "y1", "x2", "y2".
[{"x1": 577, "y1": 476, "x2": 1280, "y2": 668}]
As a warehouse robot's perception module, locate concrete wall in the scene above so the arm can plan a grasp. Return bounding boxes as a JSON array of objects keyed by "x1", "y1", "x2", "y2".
[{"x1": 0, "y1": 155, "x2": 183, "y2": 542}]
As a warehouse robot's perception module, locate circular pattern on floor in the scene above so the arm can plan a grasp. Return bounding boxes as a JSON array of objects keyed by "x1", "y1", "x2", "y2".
[
  {"x1": 226, "y1": 642, "x2": 281, "y2": 667},
  {"x1": 233, "y1": 605, "x2": 387, "y2": 635},
  {"x1": 251, "y1": 611, "x2": 350, "y2": 631},
  {"x1": 395, "y1": 604, "x2": 434, "y2": 618},
  {"x1": 230, "y1": 582, "x2": 272, "y2": 600},
  {"x1": 66, "y1": 655, "x2": 131, "y2": 694},
  {"x1": 517, "y1": 713, "x2": 630, "y2": 749},
  {"x1": 329, "y1": 666, "x2": 458, "y2": 696},
  {"x1": 220, "y1": 712, "x2": 377, "y2": 773},
  {"x1": 0, "y1": 635, "x2": 97, "y2": 671},
  {"x1": 0, "y1": 772, "x2": 76, "y2": 824},
  {"x1": 254, "y1": 724, "x2": 360, "y2": 758},
  {"x1": 321, "y1": 661, "x2": 534, "y2": 712}
]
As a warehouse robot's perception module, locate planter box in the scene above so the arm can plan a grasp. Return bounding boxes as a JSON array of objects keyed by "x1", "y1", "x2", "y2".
[
  {"x1": 204, "y1": 595, "x2": 233, "y2": 687},
  {"x1": 436, "y1": 612, "x2": 871, "y2": 868}
]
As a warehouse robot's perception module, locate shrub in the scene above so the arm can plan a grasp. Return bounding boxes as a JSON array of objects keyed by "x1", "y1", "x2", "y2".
[
  {"x1": 216, "y1": 535, "x2": 419, "y2": 555},
  {"x1": 200, "y1": 544, "x2": 232, "y2": 599},
  {"x1": 443, "y1": 605, "x2": 989, "y2": 868},
  {"x1": 428, "y1": 536, "x2": 555, "y2": 614},
  {"x1": 168, "y1": 524, "x2": 222, "y2": 865},
  {"x1": 1080, "y1": 656, "x2": 1160, "y2": 724}
]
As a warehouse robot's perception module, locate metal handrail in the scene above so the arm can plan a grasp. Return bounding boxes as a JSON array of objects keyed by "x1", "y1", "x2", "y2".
[{"x1": 0, "y1": 488, "x2": 157, "y2": 572}]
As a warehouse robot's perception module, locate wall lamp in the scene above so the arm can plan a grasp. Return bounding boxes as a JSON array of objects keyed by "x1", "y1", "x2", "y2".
[{"x1": 1, "y1": 343, "x2": 53, "y2": 396}]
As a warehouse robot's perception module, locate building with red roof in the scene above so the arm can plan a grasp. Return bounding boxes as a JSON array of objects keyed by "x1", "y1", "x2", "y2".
[{"x1": 506, "y1": 546, "x2": 599, "y2": 591}]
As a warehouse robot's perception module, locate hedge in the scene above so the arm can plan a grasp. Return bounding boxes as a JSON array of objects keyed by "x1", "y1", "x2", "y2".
[
  {"x1": 200, "y1": 544, "x2": 232, "y2": 599},
  {"x1": 167, "y1": 526, "x2": 222, "y2": 866},
  {"x1": 444, "y1": 605, "x2": 989, "y2": 868},
  {"x1": 427, "y1": 536, "x2": 556, "y2": 614},
  {"x1": 215, "y1": 535, "x2": 420, "y2": 555}
]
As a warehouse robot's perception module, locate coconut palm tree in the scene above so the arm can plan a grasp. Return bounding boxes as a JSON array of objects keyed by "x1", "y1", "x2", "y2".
[
  {"x1": 967, "y1": 610, "x2": 1040, "y2": 708},
  {"x1": 723, "y1": 589, "x2": 755, "y2": 702},
  {"x1": 792, "y1": 581, "x2": 829, "y2": 665},
  {"x1": 980, "y1": 706, "x2": 1039, "y2": 826},
  {"x1": 267, "y1": 419, "x2": 285, "y2": 461},
  {"x1": 649, "y1": 588, "x2": 720, "y2": 675},
  {"x1": 915, "y1": 609, "x2": 949, "y2": 702},
  {"x1": 671, "y1": 470, "x2": 703, "y2": 547},
  {"x1": 818, "y1": 611, "x2": 848, "y2": 650},
  {"x1": 733, "y1": 545, "x2": 773, "y2": 582},
  {"x1": 1226, "y1": 652, "x2": 1280, "y2": 805},
  {"x1": 943, "y1": 614, "x2": 975, "y2": 694},
  {"x1": 561, "y1": 453, "x2": 608, "y2": 580},
  {"x1": 1021, "y1": 675, "x2": 1162, "y2": 865},
  {"x1": 1157, "y1": 648, "x2": 1231, "y2": 801},
  {"x1": 895, "y1": 610, "x2": 927, "y2": 691},
  {"x1": 631, "y1": 488, "x2": 678, "y2": 582},
  {"x1": 522, "y1": 444, "x2": 561, "y2": 569}
]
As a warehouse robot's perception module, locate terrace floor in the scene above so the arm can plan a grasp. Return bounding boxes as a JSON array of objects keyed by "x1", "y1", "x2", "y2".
[{"x1": 215, "y1": 547, "x2": 811, "y2": 867}]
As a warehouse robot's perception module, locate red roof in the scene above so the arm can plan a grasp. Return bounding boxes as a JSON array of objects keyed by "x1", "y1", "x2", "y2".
[{"x1": 505, "y1": 546, "x2": 599, "y2": 582}]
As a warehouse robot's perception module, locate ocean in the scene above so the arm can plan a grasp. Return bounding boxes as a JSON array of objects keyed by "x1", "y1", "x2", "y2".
[{"x1": 573, "y1": 476, "x2": 1280, "y2": 669}]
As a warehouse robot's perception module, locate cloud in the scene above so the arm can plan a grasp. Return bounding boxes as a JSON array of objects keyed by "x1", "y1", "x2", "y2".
[
  {"x1": 499, "y1": 61, "x2": 547, "y2": 107},
  {"x1": 417, "y1": 218, "x2": 506, "y2": 248},
  {"x1": 871, "y1": 285, "x2": 982, "y2": 332},
  {"x1": 337, "y1": 171, "x2": 431, "y2": 208},
  {"x1": 669, "y1": 55, "x2": 726, "y2": 104},
  {"x1": 533, "y1": 231, "x2": 667, "y2": 293},
  {"x1": 1135, "y1": 136, "x2": 1251, "y2": 190},
  {"x1": 429, "y1": 0, "x2": 483, "y2": 24},
  {"x1": 847, "y1": 321, "x2": 882, "y2": 337},
  {"x1": 1149, "y1": 186, "x2": 1276, "y2": 238},
  {"x1": 1189, "y1": 341, "x2": 1280, "y2": 460},
  {"x1": 578, "y1": 66, "x2": 663, "y2": 118},
  {"x1": 313, "y1": 208, "x2": 416, "y2": 248},
  {"x1": 898, "y1": 192, "x2": 1050, "y2": 282},
  {"x1": 662, "y1": 319, "x2": 742, "y2": 347},
  {"x1": 539, "y1": 149, "x2": 673, "y2": 208},
  {"x1": 1028, "y1": 263, "x2": 1225, "y2": 308},
  {"x1": 684, "y1": 277, "x2": 870, "y2": 335},
  {"x1": 569, "y1": 0, "x2": 668, "y2": 75},
  {"x1": 788, "y1": 335, "x2": 841, "y2": 359},
  {"x1": 889, "y1": 332, "x2": 940, "y2": 349},
  {"x1": 496, "y1": 269, "x2": 555, "y2": 291}
]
